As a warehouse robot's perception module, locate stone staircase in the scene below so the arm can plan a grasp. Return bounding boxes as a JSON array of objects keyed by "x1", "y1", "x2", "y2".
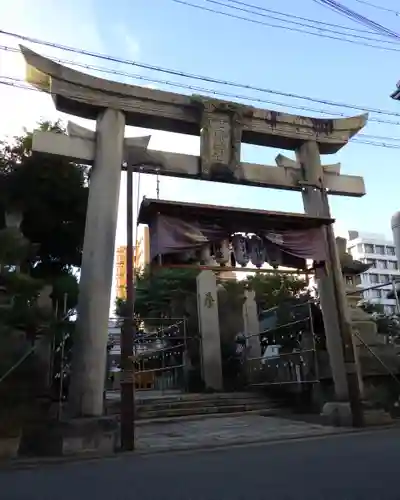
[{"x1": 107, "y1": 391, "x2": 281, "y2": 422}]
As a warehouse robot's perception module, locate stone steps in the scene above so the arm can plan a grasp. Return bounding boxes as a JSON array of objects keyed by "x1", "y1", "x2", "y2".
[
  {"x1": 137, "y1": 402, "x2": 272, "y2": 419},
  {"x1": 136, "y1": 396, "x2": 272, "y2": 411},
  {"x1": 136, "y1": 409, "x2": 278, "y2": 426},
  {"x1": 107, "y1": 391, "x2": 280, "y2": 420}
]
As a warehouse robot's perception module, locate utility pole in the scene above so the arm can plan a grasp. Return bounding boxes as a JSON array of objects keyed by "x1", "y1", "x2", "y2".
[{"x1": 120, "y1": 163, "x2": 135, "y2": 450}]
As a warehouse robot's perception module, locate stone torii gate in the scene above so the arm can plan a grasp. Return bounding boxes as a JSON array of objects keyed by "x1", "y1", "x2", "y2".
[{"x1": 20, "y1": 45, "x2": 368, "y2": 419}]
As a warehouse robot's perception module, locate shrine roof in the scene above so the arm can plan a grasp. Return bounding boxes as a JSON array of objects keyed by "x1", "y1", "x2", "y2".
[{"x1": 138, "y1": 198, "x2": 335, "y2": 232}]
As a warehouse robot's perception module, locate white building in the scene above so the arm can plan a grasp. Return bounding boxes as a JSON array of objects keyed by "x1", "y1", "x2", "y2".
[{"x1": 346, "y1": 231, "x2": 399, "y2": 314}]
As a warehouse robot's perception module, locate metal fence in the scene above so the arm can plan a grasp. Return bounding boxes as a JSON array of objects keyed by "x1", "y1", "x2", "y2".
[
  {"x1": 346, "y1": 278, "x2": 400, "y2": 315},
  {"x1": 107, "y1": 317, "x2": 201, "y2": 393},
  {"x1": 243, "y1": 300, "x2": 321, "y2": 392}
]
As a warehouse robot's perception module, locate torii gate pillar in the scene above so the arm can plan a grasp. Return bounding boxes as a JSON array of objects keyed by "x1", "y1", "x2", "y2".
[
  {"x1": 297, "y1": 141, "x2": 362, "y2": 423},
  {"x1": 68, "y1": 109, "x2": 125, "y2": 417},
  {"x1": 297, "y1": 141, "x2": 348, "y2": 399}
]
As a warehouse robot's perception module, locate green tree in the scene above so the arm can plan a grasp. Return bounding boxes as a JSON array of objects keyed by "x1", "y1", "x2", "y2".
[
  {"x1": 245, "y1": 273, "x2": 309, "y2": 313},
  {"x1": 358, "y1": 300, "x2": 400, "y2": 339},
  {"x1": 0, "y1": 225, "x2": 57, "y2": 437},
  {"x1": 0, "y1": 121, "x2": 84, "y2": 436},
  {"x1": 358, "y1": 300, "x2": 384, "y2": 315},
  {"x1": 0, "y1": 121, "x2": 88, "y2": 280},
  {"x1": 115, "y1": 267, "x2": 200, "y2": 322},
  {"x1": 115, "y1": 267, "x2": 308, "y2": 323}
]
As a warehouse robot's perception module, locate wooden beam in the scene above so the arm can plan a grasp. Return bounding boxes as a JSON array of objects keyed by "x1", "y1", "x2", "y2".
[
  {"x1": 32, "y1": 130, "x2": 365, "y2": 196},
  {"x1": 151, "y1": 264, "x2": 312, "y2": 274}
]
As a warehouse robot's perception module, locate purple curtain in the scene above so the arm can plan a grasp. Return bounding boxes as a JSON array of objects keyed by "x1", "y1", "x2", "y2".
[
  {"x1": 148, "y1": 215, "x2": 327, "y2": 264},
  {"x1": 149, "y1": 215, "x2": 226, "y2": 260},
  {"x1": 263, "y1": 228, "x2": 327, "y2": 262}
]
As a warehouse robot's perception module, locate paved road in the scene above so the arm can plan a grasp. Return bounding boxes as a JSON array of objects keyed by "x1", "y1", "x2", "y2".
[{"x1": 1, "y1": 428, "x2": 400, "y2": 500}]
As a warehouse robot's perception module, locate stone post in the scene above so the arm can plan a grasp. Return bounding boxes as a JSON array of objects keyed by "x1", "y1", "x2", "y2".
[
  {"x1": 68, "y1": 108, "x2": 126, "y2": 417},
  {"x1": 296, "y1": 140, "x2": 349, "y2": 401},
  {"x1": 196, "y1": 270, "x2": 223, "y2": 391},
  {"x1": 242, "y1": 289, "x2": 261, "y2": 359}
]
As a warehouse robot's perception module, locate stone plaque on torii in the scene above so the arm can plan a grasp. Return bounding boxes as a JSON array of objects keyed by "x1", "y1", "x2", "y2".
[{"x1": 20, "y1": 45, "x2": 367, "y2": 421}]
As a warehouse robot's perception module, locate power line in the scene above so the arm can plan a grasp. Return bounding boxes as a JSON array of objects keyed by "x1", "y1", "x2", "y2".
[
  {"x1": 2, "y1": 76, "x2": 400, "y2": 150},
  {"x1": 3, "y1": 44, "x2": 400, "y2": 128},
  {"x1": 2, "y1": 31, "x2": 400, "y2": 121},
  {"x1": 221, "y1": 0, "x2": 393, "y2": 35},
  {"x1": 312, "y1": 0, "x2": 400, "y2": 40},
  {"x1": 205, "y1": 0, "x2": 400, "y2": 43},
  {"x1": 172, "y1": 0, "x2": 400, "y2": 51},
  {"x1": 352, "y1": 0, "x2": 400, "y2": 16}
]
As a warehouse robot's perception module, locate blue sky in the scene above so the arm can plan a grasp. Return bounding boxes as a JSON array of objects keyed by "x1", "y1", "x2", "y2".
[{"x1": 1, "y1": 0, "x2": 400, "y2": 242}]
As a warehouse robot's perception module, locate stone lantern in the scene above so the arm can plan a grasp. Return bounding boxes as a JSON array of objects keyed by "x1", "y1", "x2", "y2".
[
  {"x1": 335, "y1": 237, "x2": 371, "y2": 311},
  {"x1": 335, "y1": 238, "x2": 399, "y2": 424}
]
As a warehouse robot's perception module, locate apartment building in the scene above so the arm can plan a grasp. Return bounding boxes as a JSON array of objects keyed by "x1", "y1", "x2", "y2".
[
  {"x1": 115, "y1": 225, "x2": 150, "y2": 300},
  {"x1": 346, "y1": 231, "x2": 399, "y2": 314}
]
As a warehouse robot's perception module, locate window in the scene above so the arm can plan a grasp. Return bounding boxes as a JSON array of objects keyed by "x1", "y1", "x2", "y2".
[
  {"x1": 375, "y1": 245, "x2": 385, "y2": 255},
  {"x1": 370, "y1": 289, "x2": 381, "y2": 298},
  {"x1": 355, "y1": 275, "x2": 362, "y2": 285},
  {"x1": 385, "y1": 305, "x2": 396, "y2": 315},
  {"x1": 364, "y1": 244, "x2": 374, "y2": 253},
  {"x1": 357, "y1": 244, "x2": 364, "y2": 252},
  {"x1": 366, "y1": 258, "x2": 376, "y2": 267},
  {"x1": 376, "y1": 260, "x2": 387, "y2": 269},
  {"x1": 386, "y1": 246, "x2": 396, "y2": 256},
  {"x1": 388, "y1": 261, "x2": 398, "y2": 270},
  {"x1": 369, "y1": 273, "x2": 379, "y2": 284},
  {"x1": 345, "y1": 276, "x2": 353, "y2": 286},
  {"x1": 379, "y1": 275, "x2": 388, "y2": 284}
]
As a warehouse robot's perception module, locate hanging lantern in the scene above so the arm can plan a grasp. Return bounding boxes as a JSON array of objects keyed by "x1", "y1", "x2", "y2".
[
  {"x1": 200, "y1": 244, "x2": 216, "y2": 265},
  {"x1": 232, "y1": 234, "x2": 249, "y2": 267},
  {"x1": 248, "y1": 235, "x2": 265, "y2": 268},
  {"x1": 214, "y1": 239, "x2": 230, "y2": 265},
  {"x1": 180, "y1": 249, "x2": 197, "y2": 262},
  {"x1": 264, "y1": 237, "x2": 283, "y2": 269}
]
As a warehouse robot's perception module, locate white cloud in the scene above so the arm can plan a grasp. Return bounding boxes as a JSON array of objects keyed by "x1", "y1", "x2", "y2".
[{"x1": 112, "y1": 23, "x2": 140, "y2": 60}]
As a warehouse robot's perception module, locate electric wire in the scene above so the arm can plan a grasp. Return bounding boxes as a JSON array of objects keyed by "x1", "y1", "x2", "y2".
[
  {"x1": 352, "y1": 0, "x2": 400, "y2": 16},
  {"x1": 220, "y1": 0, "x2": 392, "y2": 35},
  {"x1": 1, "y1": 32, "x2": 400, "y2": 120},
  {"x1": 3, "y1": 44, "x2": 400, "y2": 128},
  {"x1": 2, "y1": 33, "x2": 400, "y2": 148},
  {"x1": 171, "y1": 0, "x2": 400, "y2": 51},
  {"x1": 203, "y1": 0, "x2": 400, "y2": 44},
  {"x1": 312, "y1": 0, "x2": 400, "y2": 40},
  {"x1": 2, "y1": 76, "x2": 400, "y2": 150}
]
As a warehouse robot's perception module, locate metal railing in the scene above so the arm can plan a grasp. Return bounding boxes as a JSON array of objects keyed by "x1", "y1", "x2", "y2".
[
  {"x1": 243, "y1": 300, "x2": 320, "y2": 389},
  {"x1": 347, "y1": 278, "x2": 400, "y2": 314},
  {"x1": 108, "y1": 317, "x2": 197, "y2": 393}
]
